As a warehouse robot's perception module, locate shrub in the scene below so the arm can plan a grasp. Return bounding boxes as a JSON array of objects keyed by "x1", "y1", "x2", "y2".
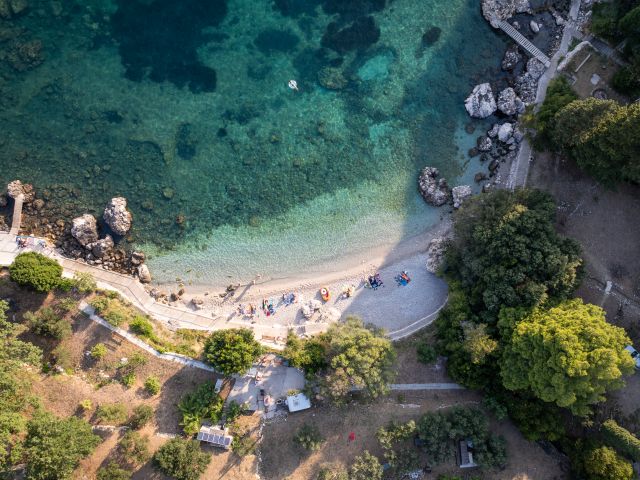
[
  {"x1": 416, "y1": 342, "x2": 437, "y2": 364},
  {"x1": 129, "y1": 404, "x2": 154, "y2": 430},
  {"x1": 96, "y1": 403, "x2": 128, "y2": 425},
  {"x1": 294, "y1": 423, "x2": 324, "y2": 451},
  {"x1": 225, "y1": 400, "x2": 243, "y2": 423},
  {"x1": 79, "y1": 399, "x2": 93, "y2": 412},
  {"x1": 57, "y1": 297, "x2": 78, "y2": 313},
  {"x1": 56, "y1": 278, "x2": 74, "y2": 292},
  {"x1": 89, "y1": 296, "x2": 109, "y2": 314},
  {"x1": 203, "y1": 328, "x2": 262, "y2": 376},
  {"x1": 24, "y1": 307, "x2": 71, "y2": 340},
  {"x1": 178, "y1": 382, "x2": 224, "y2": 435},
  {"x1": 121, "y1": 372, "x2": 136, "y2": 388},
  {"x1": 119, "y1": 430, "x2": 150, "y2": 465},
  {"x1": 130, "y1": 316, "x2": 154, "y2": 337},
  {"x1": 97, "y1": 461, "x2": 131, "y2": 480},
  {"x1": 90, "y1": 343, "x2": 108, "y2": 360},
  {"x1": 583, "y1": 445, "x2": 633, "y2": 480},
  {"x1": 73, "y1": 272, "x2": 97, "y2": 294},
  {"x1": 144, "y1": 376, "x2": 161, "y2": 396},
  {"x1": 9, "y1": 252, "x2": 63, "y2": 293},
  {"x1": 51, "y1": 344, "x2": 73, "y2": 371},
  {"x1": 529, "y1": 77, "x2": 578, "y2": 151},
  {"x1": 349, "y1": 451, "x2": 383, "y2": 480},
  {"x1": 154, "y1": 438, "x2": 210, "y2": 480},
  {"x1": 231, "y1": 431, "x2": 257, "y2": 457},
  {"x1": 317, "y1": 464, "x2": 348, "y2": 480},
  {"x1": 601, "y1": 419, "x2": 640, "y2": 461}
]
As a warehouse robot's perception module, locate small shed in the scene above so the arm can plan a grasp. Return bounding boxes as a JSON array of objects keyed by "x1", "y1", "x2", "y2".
[
  {"x1": 197, "y1": 426, "x2": 233, "y2": 450},
  {"x1": 286, "y1": 392, "x2": 311, "y2": 412},
  {"x1": 458, "y1": 439, "x2": 478, "y2": 468}
]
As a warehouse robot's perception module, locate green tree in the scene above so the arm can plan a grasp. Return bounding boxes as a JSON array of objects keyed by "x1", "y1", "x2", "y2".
[
  {"x1": 24, "y1": 307, "x2": 71, "y2": 340},
  {"x1": 129, "y1": 404, "x2": 154, "y2": 430},
  {"x1": 90, "y1": 343, "x2": 108, "y2": 360},
  {"x1": 153, "y1": 438, "x2": 210, "y2": 480},
  {"x1": 461, "y1": 322, "x2": 497, "y2": 364},
  {"x1": 554, "y1": 99, "x2": 640, "y2": 184},
  {"x1": 319, "y1": 317, "x2": 396, "y2": 404},
  {"x1": 601, "y1": 419, "x2": 640, "y2": 461},
  {"x1": 178, "y1": 382, "x2": 223, "y2": 435},
  {"x1": 500, "y1": 299, "x2": 635, "y2": 416},
  {"x1": 9, "y1": 252, "x2": 63, "y2": 293},
  {"x1": 24, "y1": 413, "x2": 100, "y2": 480},
  {"x1": 349, "y1": 451, "x2": 383, "y2": 480},
  {"x1": 96, "y1": 403, "x2": 129, "y2": 424},
  {"x1": 447, "y1": 189, "x2": 582, "y2": 322},
  {"x1": 97, "y1": 462, "x2": 131, "y2": 480},
  {"x1": 583, "y1": 446, "x2": 633, "y2": 480},
  {"x1": 283, "y1": 330, "x2": 327, "y2": 375},
  {"x1": 203, "y1": 328, "x2": 261, "y2": 376},
  {"x1": 529, "y1": 77, "x2": 578, "y2": 150},
  {"x1": 416, "y1": 342, "x2": 437, "y2": 364}
]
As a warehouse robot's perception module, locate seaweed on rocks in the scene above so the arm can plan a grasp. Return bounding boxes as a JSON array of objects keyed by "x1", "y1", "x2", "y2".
[
  {"x1": 110, "y1": 0, "x2": 227, "y2": 93},
  {"x1": 321, "y1": 16, "x2": 380, "y2": 53}
]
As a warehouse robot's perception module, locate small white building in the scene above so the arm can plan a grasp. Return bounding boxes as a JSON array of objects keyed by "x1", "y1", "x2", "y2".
[
  {"x1": 286, "y1": 392, "x2": 311, "y2": 412},
  {"x1": 197, "y1": 426, "x2": 233, "y2": 450}
]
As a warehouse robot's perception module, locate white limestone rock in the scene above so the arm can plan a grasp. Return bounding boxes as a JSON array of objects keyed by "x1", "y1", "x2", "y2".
[
  {"x1": 71, "y1": 214, "x2": 99, "y2": 247},
  {"x1": 465, "y1": 83, "x2": 497, "y2": 119},
  {"x1": 103, "y1": 197, "x2": 132, "y2": 236},
  {"x1": 418, "y1": 167, "x2": 451, "y2": 207},
  {"x1": 452, "y1": 185, "x2": 472, "y2": 209},
  {"x1": 137, "y1": 264, "x2": 152, "y2": 283},
  {"x1": 498, "y1": 123, "x2": 514, "y2": 142}
]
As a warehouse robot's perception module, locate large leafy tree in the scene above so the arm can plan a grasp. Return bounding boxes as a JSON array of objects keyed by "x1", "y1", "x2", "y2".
[
  {"x1": 153, "y1": 438, "x2": 210, "y2": 480},
  {"x1": 319, "y1": 316, "x2": 396, "y2": 404},
  {"x1": 9, "y1": 252, "x2": 63, "y2": 293},
  {"x1": 447, "y1": 189, "x2": 582, "y2": 322},
  {"x1": 583, "y1": 446, "x2": 633, "y2": 480},
  {"x1": 24, "y1": 413, "x2": 100, "y2": 480},
  {"x1": 553, "y1": 99, "x2": 640, "y2": 184},
  {"x1": 500, "y1": 299, "x2": 635, "y2": 416},
  {"x1": 203, "y1": 328, "x2": 261, "y2": 376}
]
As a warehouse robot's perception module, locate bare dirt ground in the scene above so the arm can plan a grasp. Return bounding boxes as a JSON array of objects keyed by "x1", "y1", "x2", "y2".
[
  {"x1": 393, "y1": 326, "x2": 452, "y2": 383},
  {"x1": 260, "y1": 390, "x2": 566, "y2": 480}
]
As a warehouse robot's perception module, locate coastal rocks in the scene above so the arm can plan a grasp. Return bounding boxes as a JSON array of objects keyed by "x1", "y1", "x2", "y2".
[
  {"x1": 89, "y1": 235, "x2": 114, "y2": 258},
  {"x1": 498, "y1": 122, "x2": 514, "y2": 142},
  {"x1": 426, "y1": 237, "x2": 447, "y2": 273},
  {"x1": 526, "y1": 58, "x2": 546, "y2": 80},
  {"x1": 0, "y1": 195, "x2": 7, "y2": 208},
  {"x1": 317, "y1": 66, "x2": 348, "y2": 90},
  {"x1": 71, "y1": 214, "x2": 99, "y2": 247},
  {"x1": 0, "y1": 0, "x2": 27, "y2": 18},
  {"x1": 452, "y1": 185, "x2": 472, "y2": 209},
  {"x1": 481, "y1": 0, "x2": 530, "y2": 26},
  {"x1": 137, "y1": 264, "x2": 152, "y2": 283},
  {"x1": 530, "y1": 20, "x2": 540, "y2": 33},
  {"x1": 497, "y1": 87, "x2": 524, "y2": 116},
  {"x1": 515, "y1": 73, "x2": 537, "y2": 104},
  {"x1": 464, "y1": 83, "x2": 497, "y2": 119},
  {"x1": 475, "y1": 172, "x2": 488, "y2": 182},
  {"x1": 501, "y1": 45, "x2": 522, "y2": 71},
  {"x1": 7, "y1": 180, "x2": 35, "y2": 202},
  {"x1": 477, "y1": 136, "x2": 493, "y2": 152},
  {"x1": 103, "y1": 197, "x2": 132, "y2": 236},
  {"x1": 418, "y1": 167, "x2": 450, "y2": 207},
  {"x1": 487, "y1": 123, "x2": 500, "y2": 138},
  {"x1": 130, "y1": 251, "x2": 145, "y2": 265}
]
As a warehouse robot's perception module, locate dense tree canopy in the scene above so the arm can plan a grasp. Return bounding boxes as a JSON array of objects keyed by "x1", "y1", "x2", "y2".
[
  {"x1": 447, "y1": 189, "x2": 582, "y2": 321},
  {"x1": 500, "y1": 299, "x2": 634, "y2": 416},
  {"x1": 24, "y1": 413, "x2": 100, "y2": 480},
  {"x1": 319, "y1": 317, "x2": 396, "y2": 404},
  {"x1": 553, "y1": 99, "x2": 640, "y2": 184},
  {"x1": 529, "y1": 77, "x2": 578, "y2": 150},
  {"x1": 10, "y1": 252, "x2": 63, "y2": 293},
  {"x1": 583, "y1": 446, "x2": 633, "y2": 480},
  {"x1": 203, "y1": 328, "x2": 261, "y2": 376},
  {"x1": 153, "y1": 438, "x2": 210, "y2": 480}
]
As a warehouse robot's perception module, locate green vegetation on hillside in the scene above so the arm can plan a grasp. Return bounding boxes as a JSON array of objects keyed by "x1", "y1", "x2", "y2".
[
  {"x1": 9, "y1": 252, "x2": 63, "y2": 293},
  {"x1": 203, "y1": 328, "x2": 262, "y2": 376},
  {"x1": 153, "y1": 438, "x2": 210, "y2": 480},
  {"x1": 178, "y1": 382, "x2": 224, "y2": 435}
]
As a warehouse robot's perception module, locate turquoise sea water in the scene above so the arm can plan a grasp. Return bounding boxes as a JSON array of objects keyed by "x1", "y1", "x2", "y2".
[{"x1": 0, "y1": 0, "x2": 505, "y2": 286}]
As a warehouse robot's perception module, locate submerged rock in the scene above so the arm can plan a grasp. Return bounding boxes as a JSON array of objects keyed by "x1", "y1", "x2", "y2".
[
  {"x1": 104, "y1": 197, "x2": 132, "y2": 236},
  {"x1": 530, "y1": 20, "x2": 540, "y2": 33},
  {"x1": 477, "y1": 135, "x2": 493, "y2": 152},
  {"x1": 418, "y1": 167, "x2": 451, "y2": 207},
  {"x1": 452, "y1": 185, "x2": 472, "y2": 209},
  {"x1": 71, "y1": 214, "x2": 99, "y2": 247},
  {"x1": 317, "y1": 66, "x2": 348, "y2": 90},
  {"x1": 321, "y1": 16, "x2": 380, "y2": 53},
  {"x1": 465, "y1": 83, "x2": 497, "y2": 119},
  {"x1": 422, "y1": 26, "x2": 442, "y2": 46}
]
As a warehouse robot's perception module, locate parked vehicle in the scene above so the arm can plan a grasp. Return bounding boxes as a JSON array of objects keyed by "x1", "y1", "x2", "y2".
[{"x1": 624, "y1": 345, "x2": 640, "y2": 369}]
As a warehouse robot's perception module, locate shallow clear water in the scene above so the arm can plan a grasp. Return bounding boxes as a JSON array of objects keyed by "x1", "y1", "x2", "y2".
[{"x1": 0, "y1": 0, "x2": 504, "y2": 286}]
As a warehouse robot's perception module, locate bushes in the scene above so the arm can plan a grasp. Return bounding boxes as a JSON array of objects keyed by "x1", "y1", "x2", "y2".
[
  {"x1": 90, "y1": 343, "x2": 108, "y2": 360},
  {"x1": 416, "y1": 342, "x2": 437, "y2": 364},
  {"x1": 601, "y1": 419, "x2": 640, "y2": 461},
  {"x1": 97, "y1": 462, "x2": 131, "y2": 480},
  {"x1": 583, "y1": 445, "x2": 633, "y2": 480},
  {"x1": 294, "y1": 423, "x2": 324, "y2": 451},
  {"x1": 349, "y1": 451, "x2": 383, "y2": 480},
  {"x1": 9, "y1": 252, "x2": 63, "y2": 293},
  {"x1": 529, "y1": 77, "x2": 578, "y2": 151},
  {"x1": 24, "y1": 307, "x2": 71, "y2": 340},
  {"x1": 130, "y1": 316, "x2": 154, "y2": 337},
  {"x1": 129, "y1": 404, "x2": 154, "y2": 430},
  {"x1": 72, "y1": 272, "x2": 96, "y2": 294},
  {"x1": 178, "y1": 382, "x2": 224, "y2": 435},
  {"x1": 144, "y1": 376, "x2": 161, "y2": 396},
  {"x1": 96, "y1": 403, "x2": 128, "y2": 424},
  {"x1": 204, "y1": 328, "x2": 262, "y2": 376},
  {"x1": 121, "y1": 372, "x2": 136, "y2": 388},
  {"x1": 119, "y1": 430, "x2": 150, "y2": 465},
  {"x1": 154, "y1": 438, "x2": 210, "y2": 480}
]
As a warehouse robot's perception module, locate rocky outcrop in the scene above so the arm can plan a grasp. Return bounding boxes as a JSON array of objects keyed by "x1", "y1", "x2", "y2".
[
  {"x1": 526, "y1": 58, "x2": 546, "y2": 80},
  {"x1": 477, "y1": 136, "x2": 493, "y2": 152},
  {"x1": 7, "y1": 180, "x2": 35, "y2": 202},
  {"x1": 487, "y1": 123, "x2": 500, "y2": 138},
  {"x1": 88, "y1": 235, "x2": 114, "y2": 258},
  {"x1": 71, "y1": 214, "x2": 99, "y2": 247},
  {"x1": 498, "y1": 123, "x2": 514, "y2": 142},
  {"x1": 0, "y1": 0, "x2": 28, "y2": 18},
  {"x1": 103, "y1": 197, "x2": 132, "y2": 236},
  {"x1": 482, "y1": 0, "x2": 531, "y2": 26},
  {"x1": 529, "y1": 20, "x2": 540, "y2": 33},
  {"x1": 137, "y1": 264, "x2": 152, "y2": 283},
  {"x1": 452, "y1": 185, "x2": 472, "y2": 209},
  {"x1": 497, "y1": 87, "x2": 524, "y2": 116},
  {"x1": 465, "y1": 83, "x2": 497, "y2": 119},
  {"x1": 418, "y1": 167, "x2": 450, "y2": 207},
  {"x1": 426, "y1": 237, "x2": 447, "y2": 273},
  {"x1": 501, "y1": 45, "x2": 522, "y2": 71}
]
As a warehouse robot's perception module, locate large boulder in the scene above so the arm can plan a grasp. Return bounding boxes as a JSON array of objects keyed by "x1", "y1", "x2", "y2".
[
  {"x1": 137, "y1": 264, "x2": 152, "y2": 283},
  {"x1": 451, "y1": 185, "x2": 472, "y2": 209},
  {"x1": 418, "y1": 167, "x2": 451, "y2": 207},
  {"x1": 498, "y1": 123, "x2": 514, "y2": 142},
  {"x1": 497, "y1": 87, "x2": 520, "y2": 116},
  {"x1": 464, "y1": 83, "x2": 497, "y2": 119},
  {"x1": 89, "y1": 235, "x2": 114, "y2": 258},
  {"x1": 477, "y1": 135, "x2": 493, "y2": 152},
  {"x1": 482, "y1": 0, "x2": 531, "y2": 26},
  {"x1": 515, "y1": 73, "x2": 537, "y2": 104},
  {"x1": 103, "y1": 197, "x2": 132, "y2": 236},
  {"x1": 426, "y1": 237, "x2": 447, "y2": 273},
  {"x1": 71, "y1": 214, "x2": 99, "y2": 247},
  {"x1": 7, "y1": 180, "x2": 35, "y2": 202},
  {"x1": 501, "y1": 45, "x2": 522, "y2": 71}
]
